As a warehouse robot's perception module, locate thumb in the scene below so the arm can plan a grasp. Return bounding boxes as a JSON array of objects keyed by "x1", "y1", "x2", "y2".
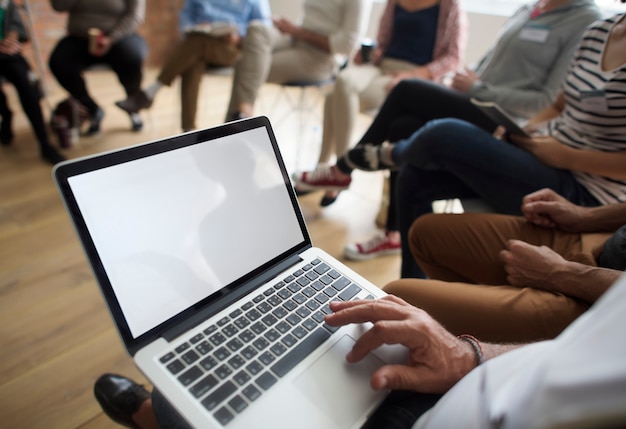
[{"x1": 372, "y1": 364, "x2": 424, "y2": 391}]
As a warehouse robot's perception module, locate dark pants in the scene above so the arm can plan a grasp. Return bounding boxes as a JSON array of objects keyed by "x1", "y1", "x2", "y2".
[
  {"x1": 48, "y1": 34, "x2": 147, "y2": 116},
  {"x1": 151, "y1": 388, "x2": 441, "y2": 429},
  {"x1": 392, "y1": 118, "x2": 600, "y2": 278},
  {"x1": 0, "y1": 53, "x2": 52, "y2": 149},
  {"x1": 344, "y1": 79, "x2": 499, "y2": 232}
]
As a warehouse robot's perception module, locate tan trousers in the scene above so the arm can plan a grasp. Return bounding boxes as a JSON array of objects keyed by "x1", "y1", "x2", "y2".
[
  {"x1": 383, "y1": 213, "x2": 612, "y2": 343},
  {"x1": 318, "y1": 58, "x2": 416, "y2": 164},
  {"x1": 158, "y1": 33, "x2": 240, "y2": 130},
  {"x1": 226, "y1": 21, "x2": 336, "y2": 117}
]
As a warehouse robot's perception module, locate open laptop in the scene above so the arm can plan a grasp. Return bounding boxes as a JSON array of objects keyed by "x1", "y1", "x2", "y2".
[{"x1": 54, "y1": 116, "x2": 407, "y2": 429}]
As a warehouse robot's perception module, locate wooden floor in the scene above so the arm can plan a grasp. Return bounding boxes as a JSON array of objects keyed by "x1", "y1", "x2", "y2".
[{"x1": 0, "y1": 69, "x2": 400, "y2": 428}]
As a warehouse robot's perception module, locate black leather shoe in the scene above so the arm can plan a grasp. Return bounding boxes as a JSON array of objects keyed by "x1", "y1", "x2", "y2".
[
  {"x1": 85, "y1": 107, "x2": 104, "y2": 136},
  {"x1": 40, "y1": 145, "x2": 66, "y2": 165},
  {"x1": 320, "y1": 191, "x2": 340, "y2": 207},
  {"x1": 94, "y1": 373, "x2": 151, "y2": 429},
  {"x1": 294, "y1": 187, "x2": 312, "y2": 197},
  {"x1": 115, "y1": 90, "x2": 153, "y2": 114}
]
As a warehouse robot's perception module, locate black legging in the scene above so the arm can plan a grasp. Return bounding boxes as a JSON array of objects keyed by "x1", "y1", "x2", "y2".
[
  {"x1": 340, "y1": 79, "x2": 500, "y2": 232},
  {"x1": 49, "y1": 33, "x2": 148, "y2": 116},
  {"x1": 0, "y1": 53, "x2": 52, "y2": 149}
]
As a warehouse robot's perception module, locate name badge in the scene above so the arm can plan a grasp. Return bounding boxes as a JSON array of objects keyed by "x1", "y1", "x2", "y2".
[
  {"x1": 580, "y1": 90, "x2": 609, "y2": 112},
  {"x1": 519, "y1": 25, "x2": 550, "y2": 43}
]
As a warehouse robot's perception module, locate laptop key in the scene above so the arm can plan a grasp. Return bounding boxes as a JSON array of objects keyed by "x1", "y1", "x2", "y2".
[
  {"x1": 338, "y1": 284, "x2": 361, "y2": 301},
  {"x1": 201, "y1": 381, "x2": 237, "y2": 411},
  {"x1": 256, "y1": 372, "x2": 278, "y2": 390},
  {"x1": 182, "y1": 350, "x2": 200, "y2": 364},
  {"x1": 242, "y1": 384, "x2": 262, "y2": 402},
  {"x1": 234, "y1": 370, "x2": 251, "y2": 386},
  {"x1": 213, "y1": 407, "x2": 235, "y2": 425},
  {"x1": 228, "y1": 395, "x2": 248, "y2": 414},
  {"x1": 200, "y1": 356, "x2": 217, "y2": 371},
  {"x1": 178, "y1": 365, "x2": 203, "y2": 386},
  {"x1": 189, "y1": 374, "x2": 218, "y2": 398},
  {"x1": 166, "y1": 359, "x2": 185, "y2": 375},
  {"x1": 271, "y1": 328, "x2": 331, "y2": 378}
]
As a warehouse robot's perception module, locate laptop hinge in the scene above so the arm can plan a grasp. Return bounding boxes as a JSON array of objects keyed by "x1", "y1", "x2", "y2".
[{"x1": 162, "y1": 253, "x2": 304, "y2": 342}]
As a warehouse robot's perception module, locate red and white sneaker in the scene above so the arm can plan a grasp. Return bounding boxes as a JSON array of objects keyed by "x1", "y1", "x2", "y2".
[
  {"x1": 344, "y1": 231, "x2": 401, "y2": 261},
  {"x1": 292, "y1": 164, "x2": 352, "y2": 191}
]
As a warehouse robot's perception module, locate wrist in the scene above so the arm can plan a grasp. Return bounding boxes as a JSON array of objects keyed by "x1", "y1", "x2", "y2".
[{"x1": 457, "y1": 334, "x2": 483, "y2": 367}]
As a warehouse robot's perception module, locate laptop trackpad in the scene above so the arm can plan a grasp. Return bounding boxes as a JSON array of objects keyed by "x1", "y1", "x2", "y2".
[{"x1": 293, "y1": 335, "x2": 386, "y2": 428}]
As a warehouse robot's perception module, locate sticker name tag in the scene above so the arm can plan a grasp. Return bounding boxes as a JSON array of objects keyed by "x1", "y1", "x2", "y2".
[
  {"x1": 519, "y1": 25, "x2": 550, "y2": 43},
  {"x1": 580, "y1": 90, "x2": 609, "y2": 112}
]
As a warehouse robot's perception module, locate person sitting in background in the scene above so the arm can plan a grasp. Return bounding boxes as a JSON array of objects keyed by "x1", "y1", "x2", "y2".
[
  {"x1": 223, "y1": 0, "x2": 369, "y2": 122},
  {"x1": 48, "y1": 0, "x2": 147, "y2": 135},
  {"x1": 313, "y1": 10, "x2": 626, "y2": 278},
  {"x1": 294, "y1": 0, "x2": 601, "y2": 261},
  {"x1": 116, "y1": 0, "x2": 271, "y2": 132},
  {"x1": 385, "y1": 188, "x2": 625, "y2": 343},
  {"x1": 311, "y1": 0, "x2": 467, "y2": 207},
  {"x1": 0, "y1": 0, "x2": 65, "y2": 164}
]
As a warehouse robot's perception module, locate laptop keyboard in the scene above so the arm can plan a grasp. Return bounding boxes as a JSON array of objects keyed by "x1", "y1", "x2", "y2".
[{"x1": 158, "y1": 257, "x2": 371, "y2": 426}]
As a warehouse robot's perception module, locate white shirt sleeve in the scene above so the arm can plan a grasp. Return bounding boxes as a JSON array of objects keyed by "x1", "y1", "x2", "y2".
[{"x1": 415, "y1": 273, "x2": 626, "y2": 429}]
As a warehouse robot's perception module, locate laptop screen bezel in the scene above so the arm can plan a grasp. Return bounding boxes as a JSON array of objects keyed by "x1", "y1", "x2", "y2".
[{"x1": 53, "y1": 116, "x2": 312, "y2": 356}]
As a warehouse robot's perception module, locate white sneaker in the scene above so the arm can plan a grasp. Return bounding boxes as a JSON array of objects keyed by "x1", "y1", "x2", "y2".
[{"x1": 344, "y1": 231, "x2": 401, "y2": 261}]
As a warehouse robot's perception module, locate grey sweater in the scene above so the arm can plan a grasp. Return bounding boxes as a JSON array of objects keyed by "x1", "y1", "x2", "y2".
[
  {"x1": 50, "y1": 0, "x2": 145, "y2": 42},
  {"x1": 469, "y1": 0, "x2": 602, "y2": 118}
]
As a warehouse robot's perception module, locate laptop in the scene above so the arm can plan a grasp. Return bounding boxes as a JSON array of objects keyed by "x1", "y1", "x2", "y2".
[{"x1": 54, "y1": 116, "x2": 407, "y2": 429}]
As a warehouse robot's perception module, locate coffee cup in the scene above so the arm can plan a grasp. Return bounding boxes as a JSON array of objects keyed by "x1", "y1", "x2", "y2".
[
  {"x1": 88, "y1": 28, "x2": 103, "y2": 55},
  {"x1": 360, "y1": 39, "x2": 376, "y2": 64}
]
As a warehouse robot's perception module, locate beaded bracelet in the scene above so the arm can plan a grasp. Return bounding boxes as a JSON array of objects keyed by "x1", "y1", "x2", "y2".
[{"x1": 457, "y1": 334, "x2": 483, "y2": 366}]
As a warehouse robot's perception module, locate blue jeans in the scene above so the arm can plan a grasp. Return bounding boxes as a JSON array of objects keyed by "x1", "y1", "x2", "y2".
[{"x1": 391, "y1": 118, "x2": 600, "y2": 278}]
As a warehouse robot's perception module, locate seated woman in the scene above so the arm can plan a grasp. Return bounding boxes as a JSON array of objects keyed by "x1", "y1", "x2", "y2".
[
  {"x1": 48, "y1": 0, "x2": 148, "y2": 135},
  {"x1": 294, "y1": 0, "x2": 602, "y2": 261},
  {"x1": 296, "y1": 11, "x2": 626, "y2": 278},
  {"x1": 0, "y1": 0, "x2": 64, "y2": 164},
  {"x1": 313, "y1": 0, "x2": 467, "y2": 207}
]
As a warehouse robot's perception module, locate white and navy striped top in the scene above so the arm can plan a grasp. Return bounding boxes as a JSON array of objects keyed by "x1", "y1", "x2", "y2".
[{"x1": 548, "y1": 13, "x2": 626, "y2": 204}]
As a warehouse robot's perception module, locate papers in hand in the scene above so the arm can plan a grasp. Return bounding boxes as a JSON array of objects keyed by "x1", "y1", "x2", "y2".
[
  {"x1": 470, "y1": 98, "x2": 531, "y2": 137},
  {"x1": 185, "y1": 22, "x2": 238, "y2": 37}
]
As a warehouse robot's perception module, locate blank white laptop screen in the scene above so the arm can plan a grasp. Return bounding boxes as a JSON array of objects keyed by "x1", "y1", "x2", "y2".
[{"x1": 67, "y1": 127, "x2": 304, "y2": 338}]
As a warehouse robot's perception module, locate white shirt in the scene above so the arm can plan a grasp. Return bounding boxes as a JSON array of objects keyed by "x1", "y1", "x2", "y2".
[{"x1": 414, "y1": 273, "x2": 626, "y2": 428}]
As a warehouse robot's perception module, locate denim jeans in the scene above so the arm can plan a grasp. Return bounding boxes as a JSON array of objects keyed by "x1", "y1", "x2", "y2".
[{"x1": 391, "y1": 118, "x2": 600, "y2": 278}]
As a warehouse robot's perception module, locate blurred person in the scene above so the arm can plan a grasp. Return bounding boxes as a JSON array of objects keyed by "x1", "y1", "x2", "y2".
[
  {"x1": 1, "y1": 0, "x2": 65, "y2": 164},
  {"x1": 294, "y1": 0, "x2": 602, "y2": 261},
  {"x1": 313, "y1": 0, "x2": 467, "y2": 207},
  {"x1": 116, "y1": 0, "x2": 271, "y2": 132},
  {"x1": 49, "y1": 0, "x2": 148, "y2": 134},
  {"x1": 223, "y1": 0, "x2": 369, "y2": 122}
]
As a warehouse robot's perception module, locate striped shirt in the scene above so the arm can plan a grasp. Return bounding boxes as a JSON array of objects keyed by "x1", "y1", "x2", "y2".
[{"x1": 548, "y1": 14, "x2": 626, "y2": 204}]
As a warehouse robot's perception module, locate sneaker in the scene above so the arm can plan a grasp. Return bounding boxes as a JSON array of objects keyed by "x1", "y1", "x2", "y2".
[
  {"x1": 115, "y1": 90, "x2": 153, "y2": 114},
  {"x1": 344, "y1": 142, "x2": 396, "y2": 172},
  {"x1": 292, "y1": 164, "x2": 352, "y2": 191},
  {"x1": 344, "y1": 231, "x2": 401, "y2": 261},
  {"x1": 129, "y1": 112, "x2": 143, "y2": 132}
]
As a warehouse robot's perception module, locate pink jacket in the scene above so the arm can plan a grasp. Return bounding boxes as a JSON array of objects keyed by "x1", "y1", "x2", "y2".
[{"x1": 376, "y1": 0, "x2": 467, "y2": 82}]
